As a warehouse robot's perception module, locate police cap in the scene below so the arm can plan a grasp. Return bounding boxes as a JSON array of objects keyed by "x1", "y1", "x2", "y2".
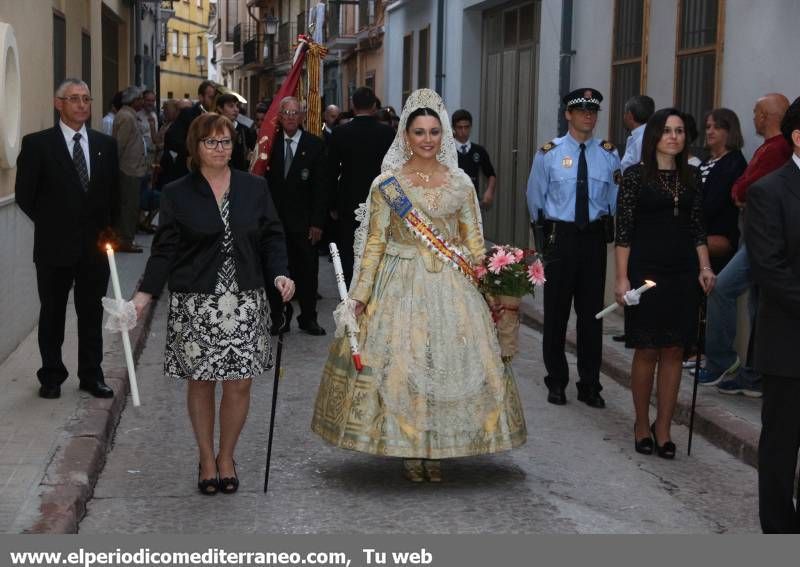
[{"x1": 563, "y1": 88, "x2": 603, "y2": 111}]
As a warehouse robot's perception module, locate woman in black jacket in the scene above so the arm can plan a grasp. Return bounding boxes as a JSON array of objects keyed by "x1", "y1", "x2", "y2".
[
  {"x1": 133, "y1": 113, "x2": 294, "y2": 495},
  {"x1": 700, "y1": 108, "x2": 748, "y2": 273}
]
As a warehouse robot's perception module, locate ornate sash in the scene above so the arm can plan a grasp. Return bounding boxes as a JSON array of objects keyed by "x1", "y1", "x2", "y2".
[{"x1": 378, "y1": 176, "x2": 477, "y2": 285}]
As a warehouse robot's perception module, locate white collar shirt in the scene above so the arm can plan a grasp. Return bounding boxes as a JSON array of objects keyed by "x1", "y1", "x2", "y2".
[
  {"x1": 793, "y1": 153, "x2": 800, "y2": 171},
  {"x1": 458, "y1": 140, "x2": 472, "y2": 154},
  {"x1": 60, "y1": 120, "x2": 91, "y2": 178},
  {"x1": 620, "y1": 123, "x2": 646, "y2": 172},
  {"x1": 284, "y1": 129, "x2": 302, "y2": 147}
]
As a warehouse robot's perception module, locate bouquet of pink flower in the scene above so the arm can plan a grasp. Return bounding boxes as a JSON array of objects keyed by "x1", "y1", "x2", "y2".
[
  {"x1": 477, "y1": 245, "x2": 546, "y2": 361},
  {"x1": 477, "y1": 245, "x2": 546, "y2": 297}
]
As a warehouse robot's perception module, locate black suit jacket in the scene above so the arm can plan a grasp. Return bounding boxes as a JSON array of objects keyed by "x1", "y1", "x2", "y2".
[
  {"x1": 266, "y1": 130, "x2": 327, "y2": 231},
  {"x1": 745, "y1": 159, "x2": 800, "y2": 378},
  {"x1": 326, "y1": 115, "x2": 395, "y2": 222},
  {"x1": 163, "y1": 103, "x2": 204, "y2": 182},
  {"x1": 15, "y1": 126, "x2": 119, "y2": 266},
  {"x1": 230, "y1": 122, "x2": 257, "y2": 172},
  {"x1": 140, "y1": 169, "x2": 289, "y2": 296}
]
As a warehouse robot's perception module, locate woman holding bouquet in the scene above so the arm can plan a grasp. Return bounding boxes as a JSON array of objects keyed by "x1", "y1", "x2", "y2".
[{"x1": 311, "y1": 89, "x2": 527, "y2": 482}]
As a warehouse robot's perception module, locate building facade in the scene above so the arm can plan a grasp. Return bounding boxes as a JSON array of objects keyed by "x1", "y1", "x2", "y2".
[
  {"x1": 209, "y1": 1, "x2": 386, "y2": 117},
  {"x1": 160, "y1": 0, "x2": 211, "y2": 101},
  {"x1": 385, "y1": 0, "x2": 800, "y2": 354},
  {"x1": 385, "y1": 0, "x2": 800, "y2": 248},
  {"x1": 0, "y1": 0, "x2": 137, "y2": 363}
]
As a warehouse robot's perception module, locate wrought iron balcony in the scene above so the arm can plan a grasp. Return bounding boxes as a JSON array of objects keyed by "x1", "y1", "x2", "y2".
[
  {"x1": 233, "y1": 23, "x2": 242, "y2": 53},
  {"x1": 277, "y1": 21, "x2": 297, "y2": 62},
  {"x1": 243, "y1": 37, "x2": 259, "y2": 66}
]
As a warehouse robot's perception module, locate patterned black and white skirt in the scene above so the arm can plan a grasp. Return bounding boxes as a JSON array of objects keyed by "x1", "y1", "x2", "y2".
[{"x1": 164, "y1": 287, "x2": 272, "y2": 381}]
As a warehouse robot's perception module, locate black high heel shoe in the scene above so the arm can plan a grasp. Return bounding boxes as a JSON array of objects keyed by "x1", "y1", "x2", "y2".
[
  {"x1": 197, "y1": 463, "x2": 219, "y2": 495},
  {"x1": 634, "y1": 425, "x2": 654, "y2": 455},
  {"x1": 651, "y1": 423, "x2": 676, "y2": 459},
  {"x1": 218, "y1": 459, "x2": 239, "y2": 494}
]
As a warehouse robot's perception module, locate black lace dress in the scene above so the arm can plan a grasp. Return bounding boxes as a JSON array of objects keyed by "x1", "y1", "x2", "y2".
[{"x1": 615, "y1": 165, "x2": 706, "y2": 350}]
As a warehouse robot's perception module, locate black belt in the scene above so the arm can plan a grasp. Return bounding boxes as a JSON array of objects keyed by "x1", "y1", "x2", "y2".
[{"x1": 548, "y1": 218, "x2": 605, "y2": 232}]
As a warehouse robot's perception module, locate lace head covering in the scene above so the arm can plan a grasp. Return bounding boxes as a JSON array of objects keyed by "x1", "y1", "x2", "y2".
[
  {"x1": 381, "y1": 88, "x2": 458, "y2": 173},
  {"x1": 349, "y1": 89, "x2": 462, "y2": 295}
]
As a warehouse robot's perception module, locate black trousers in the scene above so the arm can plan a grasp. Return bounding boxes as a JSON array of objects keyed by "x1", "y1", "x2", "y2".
[
  {"x1": 336, "y1": 216, "x2": 359, "y2": 287},
  {"x1": 35, "y1": 257, "x2": 110, "y2": 387},
  {"x1": 759, "y1": 374, "x2": 800, "y2": 533},
  {"x1": 269, "y1": 230, "x2": 319, "y2": 323},
  {"x1": 542, "y1": 221, "x2": 607, "y2": 394}
]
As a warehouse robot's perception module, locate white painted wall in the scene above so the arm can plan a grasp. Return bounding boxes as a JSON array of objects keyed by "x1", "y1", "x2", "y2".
[
  {"x1": 536, "y1": 0, "x2": 562, "y2": 146},
  {"x1": 0, "y1": 201, "x2": 37, "y2": 363},
  {"x1": 646, "y1": 0, "x2": 678, "y2": 111},
  {"x1": 383, "y1": 0, "x2": 437, "y2": 111},
  {"x1": 571, "y1": 0, "x2": 615, "y2": 139},
  {"x1": 721, "y1": 0, "x2": 800, "y2": 159}
]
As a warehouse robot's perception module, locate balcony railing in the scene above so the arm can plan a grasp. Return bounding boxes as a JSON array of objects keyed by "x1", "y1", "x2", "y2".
[
  {"x1": 233, "y1": 23, "x2": 242, "y2": 53},
  {"x1": 243, "y1": 37, "x2": 259, "y2": 66},
  {"x1": 359, "y1": 0, "x2": 374, "y2": 29},
  {"x1": 277, "y1": 22, "x2": 297, "y2": 61}
]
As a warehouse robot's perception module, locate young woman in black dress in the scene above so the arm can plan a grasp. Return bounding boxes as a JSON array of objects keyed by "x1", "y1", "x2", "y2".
[{"x1": 614, "y1": 108, "x2": 716, "y2": 459}]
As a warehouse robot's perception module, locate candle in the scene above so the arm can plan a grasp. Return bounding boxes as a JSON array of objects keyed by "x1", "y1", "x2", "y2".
[
  {"x1": 329, "y1": 243, "x2": 364, "y2": 372},
  {"x1": 595, "y1": 280, "x2": 657, "y2": 319},
  {"x1": 105, "y1": 244, "x2": 141, "y2": 406}
]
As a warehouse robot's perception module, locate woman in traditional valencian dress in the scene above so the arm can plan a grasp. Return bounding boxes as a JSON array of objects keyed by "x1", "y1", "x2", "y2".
[{"x1": 311, "y1": 89, "x2": 526, "y2": 482}]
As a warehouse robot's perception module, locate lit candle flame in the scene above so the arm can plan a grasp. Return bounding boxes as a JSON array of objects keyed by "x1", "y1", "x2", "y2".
[
  {"x1": 105, "y1": 243, "x2": 113, "y2": 252},
  {"x1": 644, "y1": 280, "x2": 656, "y2": 288}
]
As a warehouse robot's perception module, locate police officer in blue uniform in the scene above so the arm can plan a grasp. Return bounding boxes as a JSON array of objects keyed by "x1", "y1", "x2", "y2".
[{"x1": 526, "y1": 88, "x2": 621, "y2": 408}]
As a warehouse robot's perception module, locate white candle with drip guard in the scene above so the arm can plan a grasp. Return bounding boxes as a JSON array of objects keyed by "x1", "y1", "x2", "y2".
[
  {"x1": 106, "y1": 244, "x2": 141, "y2": 406},
  {"x1": 595, "y1": 280, "x2": 656, "y2": 319}
]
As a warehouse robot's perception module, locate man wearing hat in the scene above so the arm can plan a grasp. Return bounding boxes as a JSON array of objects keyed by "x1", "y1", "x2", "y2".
[{"x1": 526, "y1": 88, "x2": 621, "y2": 408}]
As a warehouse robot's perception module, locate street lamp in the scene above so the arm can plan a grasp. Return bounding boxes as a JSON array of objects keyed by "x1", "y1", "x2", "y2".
[
  {"x1": 264, "y1": 15, "x2": 279, "y2": 36},
  {"x1": 195, "y1": 53, "x2": 207, "y2": 77}
]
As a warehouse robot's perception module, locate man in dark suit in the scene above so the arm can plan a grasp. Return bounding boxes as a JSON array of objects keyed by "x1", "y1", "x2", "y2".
[
  {"x1": 327, "y1": 87, "x2": 395, "y2": 285},
  {"x1": 15, "y1": 78, "x2": 119, "y2": 399},
  {"x1": 746, "y1": 96, "x2": 800, "y2": 533},
  {"x1": 266, "y1": 96, "x2": 328, "y2": 335},
  {"x1": 162, "y1": 80, "x2": 218, "y2": 184}
]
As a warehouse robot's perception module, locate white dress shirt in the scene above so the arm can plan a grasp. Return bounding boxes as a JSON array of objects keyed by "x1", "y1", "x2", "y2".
[
  {"x1": 60, "y1": 120, "x2": 91, "y2": 178},
  {"x1": 101, "y1": 112, "x2": 115, "y2": 136},
  {"x1": 620, "y1": 123, "x2": 645, "y2": 172},
  {"x1": 457, "y1": 140, "x2": 472, "y2": 154},
  {"x1": 793, "y1": 152, "x2": 800, "y2": 171},
  {"x1": 284, "y1": 128, "x2": 303, "y2": 149}
]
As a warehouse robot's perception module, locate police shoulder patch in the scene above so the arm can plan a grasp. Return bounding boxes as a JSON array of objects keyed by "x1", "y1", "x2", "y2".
[
  {"x1": 600, "y1": 140, "x2": 616, "y2": 153},
  {"x1": 539, "y1": 141, "x2": 557, "y2": 154}
]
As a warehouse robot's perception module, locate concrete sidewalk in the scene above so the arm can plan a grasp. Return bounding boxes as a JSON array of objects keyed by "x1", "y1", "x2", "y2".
[
  {"x1": 0, "y1": 236, "x2": 156, "y2": 533},
  {"x1": 519, "y1": 293, "x2": 761, "y2": 467}
]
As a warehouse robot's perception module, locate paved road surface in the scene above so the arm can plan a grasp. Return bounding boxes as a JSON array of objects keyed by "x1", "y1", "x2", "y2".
[{"x1": 80, "y1": 261, "x2": 758, "y2": 534}]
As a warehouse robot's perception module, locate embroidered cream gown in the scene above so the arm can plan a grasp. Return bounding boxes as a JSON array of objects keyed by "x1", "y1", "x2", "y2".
[{"x1": 311, "y1": 169, "x2": 527, "y2": 459}]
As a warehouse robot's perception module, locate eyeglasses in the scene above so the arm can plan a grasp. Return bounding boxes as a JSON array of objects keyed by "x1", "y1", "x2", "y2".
[
  {"x1": 202, "y1": 138, "x2": 233, "y2": 150},
  {"x1": 58, "y1": 95, "x2": 93, "y2": 104},
  {"x1": 280, "y1": 110, "x2": 301, "y2": 117}
]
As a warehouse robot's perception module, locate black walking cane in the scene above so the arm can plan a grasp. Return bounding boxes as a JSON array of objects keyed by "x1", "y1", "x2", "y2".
[
  {"x1": 264, "y1": 309, "x2": 287, "y2": 493},
  {"x1": 687, "y1": 294, "x2": 708, "y2": 456}
]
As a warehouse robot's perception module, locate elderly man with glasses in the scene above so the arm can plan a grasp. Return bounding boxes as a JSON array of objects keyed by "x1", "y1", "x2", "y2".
[
  {"x1": 15, "y1": 78, "x2": 120, "y2": 399},
  {"x1": 264, "y1": 96, "x2": 328, "y2": 336}
]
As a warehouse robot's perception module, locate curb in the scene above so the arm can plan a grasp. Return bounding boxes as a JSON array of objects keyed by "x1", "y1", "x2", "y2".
[
  {"x1": 519, "y1": 302, "x2": 759, "y2": 468},
  {"x1": 24, "y1": 289, "x2": 159, "y2": 534}
]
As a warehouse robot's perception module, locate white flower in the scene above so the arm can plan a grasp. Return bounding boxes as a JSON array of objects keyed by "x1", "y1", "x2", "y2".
[{"x1": 184, "y1": 341, "x2": 201, "y2": 359}]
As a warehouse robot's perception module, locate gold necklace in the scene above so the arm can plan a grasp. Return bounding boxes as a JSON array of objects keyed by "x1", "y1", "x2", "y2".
[
  {"x1": 656, "y1": 171, "x2": 681, "y2": 217},
  {"x1": 412, "y1": 170, "x2": 432, "y2": 183}
]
